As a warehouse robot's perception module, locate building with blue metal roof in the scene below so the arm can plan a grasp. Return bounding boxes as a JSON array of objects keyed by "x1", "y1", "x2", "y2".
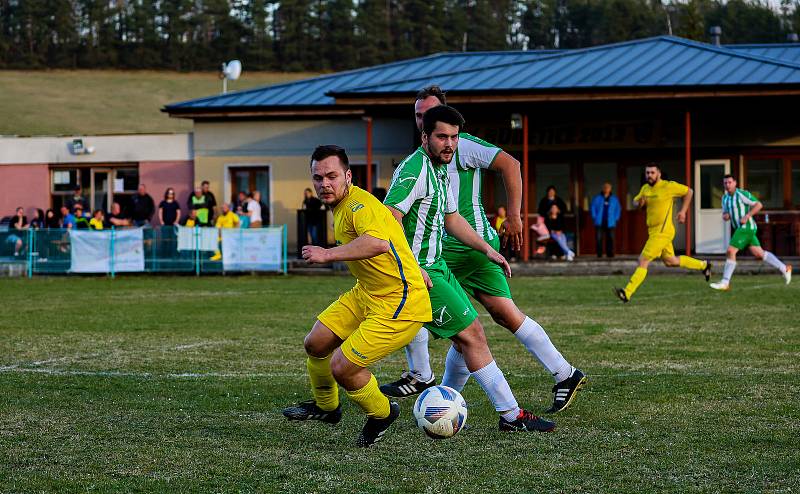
[{"x1": 165, "y1": 35, "x2": 800, "y2": 258}]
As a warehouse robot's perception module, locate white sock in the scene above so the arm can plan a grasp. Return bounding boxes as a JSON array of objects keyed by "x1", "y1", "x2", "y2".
[
  {"x1": 441, "y1": 346, "x2": 470, "y2": 391},
  {"x1": 404, "y1": 328, "x2": 432, "y2": 381},
  {"x1": 721, "y1": 260, "x2": 737, "y2": 284},
  {"x1": 514, "y1": 317, "x2": 574, "y2": 383},
  {"x1": 471, "y1": 360, "x2": 519, "y2": 417},
  {"x1": 763, "y1": 251, "x2": 787, "y2": 273}
]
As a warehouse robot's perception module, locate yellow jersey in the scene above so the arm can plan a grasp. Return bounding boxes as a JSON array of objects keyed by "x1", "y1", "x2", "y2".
[
  {"x1": 634, "y1": 180, "x2": 689, "y2": 236},
  {"x1": 333, "y1": 186, "x2": 431, "y2": 322},
  {"x1": 215, "y1": 211, "x2": 240, "y2": 229},
  {"x1": 89, "y1": 218, "x2": 104, "y2": 230}
]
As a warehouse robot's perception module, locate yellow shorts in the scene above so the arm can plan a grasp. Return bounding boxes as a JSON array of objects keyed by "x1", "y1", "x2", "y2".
[
  {"x1": 641, "y1": 233, "x2": 675, "y2": 261},
  {"x1": 318, "y1": 285, "x2": 423, "y2": 368}
]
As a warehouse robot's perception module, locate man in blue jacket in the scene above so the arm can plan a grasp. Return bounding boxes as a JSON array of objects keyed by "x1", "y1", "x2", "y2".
[{"x1": 590, "y1": 182, "x2": 621, "y2": 258}]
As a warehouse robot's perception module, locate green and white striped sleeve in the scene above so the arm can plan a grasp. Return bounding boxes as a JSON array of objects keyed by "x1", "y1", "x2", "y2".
[
  {"x1": 737, "y1": 189, "x2": 759, "y2": 206},
  {"x1": 384, "y1": 154, "x2": 427, "y2": 214},
  {"x1": 457, "y1": 133, "x2": 502, "y2": 170}
]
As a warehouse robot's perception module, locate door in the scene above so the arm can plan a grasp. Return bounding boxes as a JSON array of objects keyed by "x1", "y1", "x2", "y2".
[
  {"x1": 91, "y1": 168, "x2": 112, "y2": 213},
  {"x1": 229, "y1": 166, "x2": 271, "y2": 224},
  {"x1": 694, "y1": 159, "x2": 730, "y2": 254}
]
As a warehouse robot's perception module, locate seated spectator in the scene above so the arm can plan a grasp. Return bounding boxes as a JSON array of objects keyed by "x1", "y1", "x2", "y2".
[
  {"x1": 545, "y1": 204, "x2": 575, "y2": 261},
  {"x1": 29, "y1": 209, "x2": 45, "y2": 229},
  {"x1": 60, "y1": 205, "x2": 76, "y2": 229},
  {"x1": 181, "y1": 209, "x2": 199, "y2": 227},
  {"x1": 247, "y1": 191, "x2": 263, "y2": 228},
  {"x1": 73, "y1": 204, "x2": 91, "y2": 229},
  {"x1": 90, "y1": 210, "x2": 105, "y2": 230},
  {"x1": 44, "y1": 209, "x2": 60, "y2": 228},
  {"x1": 7, "y1": 207, "x2": 27, "y2": 256},
  {"x1": 158, "y1": 187, "x2": 181, "y2": 226},
  {"x1": 131, "y1": 184, "x2": 155, "y2": 227},
  {"x1": 210, "y1": 203, "x2": 239, "y2": 261},
  {"x1": 108, "y1": 202, "x2": 131, "y2": 227}
]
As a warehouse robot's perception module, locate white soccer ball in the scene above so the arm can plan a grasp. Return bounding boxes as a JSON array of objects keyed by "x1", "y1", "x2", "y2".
[{"x1": 413, "y1": 385, "x2": 468, "y2": 439}]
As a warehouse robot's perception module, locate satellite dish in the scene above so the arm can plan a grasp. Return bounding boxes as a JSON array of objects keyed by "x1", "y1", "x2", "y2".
[{"x1": 221, "y1": 60, "x2": 243, "y2": 93}]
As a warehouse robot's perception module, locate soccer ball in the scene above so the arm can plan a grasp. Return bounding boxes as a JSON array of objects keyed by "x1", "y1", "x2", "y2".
[{"x1": 413, "y1": 385, "x2": 468, "y2": 439}]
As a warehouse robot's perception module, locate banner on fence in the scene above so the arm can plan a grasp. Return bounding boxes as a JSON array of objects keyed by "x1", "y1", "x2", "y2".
[
  {"x1": 69, "y1": 229, "x2": 145, "y2": 273},
  {"x1": 176, "y1": 226, "x2": 219, "y2": 252},
  {"x1": 221, "y1": 228, "x2": 283, "y2": 271}
]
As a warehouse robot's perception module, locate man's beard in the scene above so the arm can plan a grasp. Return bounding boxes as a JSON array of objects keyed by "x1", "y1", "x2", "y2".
[
  {"x1": 426, "y1": 144, "x2": 454, "y2": 165},
  {"x1": 647, "y1": 178, "x2": 656, "y2": 185}
]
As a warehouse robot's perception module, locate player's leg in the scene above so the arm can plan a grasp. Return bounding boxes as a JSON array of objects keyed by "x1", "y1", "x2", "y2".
[
  {"x1": 283, "y1": 289, "x2": 362, "y2": 423},
  {"x1": 379, "y1": 327, "x2": 436, "y2": 398},
  {"x1": 336, "y1": 318, "x2": 420, "y2": 447},
  {"x1": 476, "y1": 292, "x2": 585, "y2": 413},
  {"x1": 711, "y1": 245, "x2": 739, "y2": 290},
  {"x1": 661, "y1": 238, "x2": 711, "y2": 280},
  {"x1": 616, "y1": 254, "x2": 651, "y2": 302},
  {"x1": 751, "y1": 241, "x2": 792, "y2": 284}
]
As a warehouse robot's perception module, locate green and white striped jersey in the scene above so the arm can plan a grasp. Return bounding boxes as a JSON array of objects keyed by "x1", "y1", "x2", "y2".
[
  {"x1": 384, "y1": 146, "x2": 458, "y2": 268},
  {"x1": 722, "y1": 188, "x2": 759, "y2": 231},
  {"x1": 444, "y1": 133, "x2": 502, "y2": 250}
]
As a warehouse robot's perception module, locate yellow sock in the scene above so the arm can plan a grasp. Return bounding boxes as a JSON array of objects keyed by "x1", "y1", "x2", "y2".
[
  {"x1": 679, "y1": 256, "x2": 706, "y2": 271},
  {"x1": 306, "y1": 354, "x2": 338, "y2": 412},
  {"x1": 624, "y1": 267, "x2": 648, "y2": 299},
  {"x1": 346, "y1": 374, "x2": 390, "y2": 418}
]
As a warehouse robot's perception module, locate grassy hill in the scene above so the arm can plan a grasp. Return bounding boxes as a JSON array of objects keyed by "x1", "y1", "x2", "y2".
[{"x1": 0, "y1": 70, "x2": 318, "y2": 136}]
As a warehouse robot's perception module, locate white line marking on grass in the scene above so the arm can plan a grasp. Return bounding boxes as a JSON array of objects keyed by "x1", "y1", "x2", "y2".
[
  {"x1": 0, "y1": 367, "x2": 309, "y2": 379},
  {"x1": 171, "y1": 340, "x2": 232, "y2": 351}
]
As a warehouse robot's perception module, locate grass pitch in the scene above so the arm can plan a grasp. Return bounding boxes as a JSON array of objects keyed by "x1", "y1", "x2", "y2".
[{"x1": 0, "y1": 274, "x2": 798, "y2": 493}]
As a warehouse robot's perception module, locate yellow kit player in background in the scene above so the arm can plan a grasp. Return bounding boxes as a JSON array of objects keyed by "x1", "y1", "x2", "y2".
[
  {"x1": 283, "y1": 145, "x2": 432, "y2": 447},
  {"x1": 615, "y1": 162, "x2": 711, "y2": 303}
]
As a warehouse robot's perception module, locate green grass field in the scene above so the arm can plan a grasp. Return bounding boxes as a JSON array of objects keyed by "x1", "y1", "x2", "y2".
[
  {"x1": 1, "y1": 275, "x2": 798, "y2": 493},
  {"x1": 0, "y1": 70, "x2": 317, "y2": 136}
]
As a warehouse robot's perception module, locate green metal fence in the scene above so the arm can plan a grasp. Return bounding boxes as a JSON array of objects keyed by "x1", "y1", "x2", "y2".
[{"x1": 0, "y1": 225, "x2": 288, "y2": 277}]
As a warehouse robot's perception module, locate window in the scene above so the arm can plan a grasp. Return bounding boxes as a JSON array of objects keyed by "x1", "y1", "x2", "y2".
[
  {"x1": 535, "y1": 163, "x2": 571, "y2": 212},
  {"x1": 115, "y1": 168, "x2": 139, "y2": 192},
  {"x1": 792, "y1": 160, "x2": 800, "y2": 207},
  {"x1": 746, "y1": 159, "x2": 783, "y2": 208},
  {"x1": 52, "y1": 169, "x2": 79, "y2": 192}
]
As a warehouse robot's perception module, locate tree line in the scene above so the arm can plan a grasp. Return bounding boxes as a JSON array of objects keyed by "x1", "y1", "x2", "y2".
[{"x1": 1, "y1": 0, "x2": 798, "y2": 72}]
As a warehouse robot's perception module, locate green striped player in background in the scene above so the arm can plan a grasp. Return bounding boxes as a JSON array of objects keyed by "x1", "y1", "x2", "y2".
[
  {"x1": 381, "y1": 86, "x2": 585, "y2": 415},
  {"x1": 710, "y1": 174, "x2": 792, "y2": 290}
]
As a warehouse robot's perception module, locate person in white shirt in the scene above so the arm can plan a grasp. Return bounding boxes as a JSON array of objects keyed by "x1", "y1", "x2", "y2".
[{"x1": 247, "y1": 191, "x2": 263, "y2": 228}]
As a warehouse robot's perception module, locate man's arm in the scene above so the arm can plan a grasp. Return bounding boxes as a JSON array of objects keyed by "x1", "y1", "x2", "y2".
[
  {"x1": 489, "y1": 151, "x2": 523, "y2": 251},
  {"x1": 742, "y1": 201, "x2": 763, "y2": 224},
  {"x1": 444, "y1": 212, "x2": 511, "y2": 277},
  {"x1": 302, "y1": 234, "x2": 388, "y2": 264},
  {"x1": 676, "y1": 188, "x2": 693, "y2": 224},
  {"x1": 386, "y1": 205, "x2": 433, "y2": 288}
]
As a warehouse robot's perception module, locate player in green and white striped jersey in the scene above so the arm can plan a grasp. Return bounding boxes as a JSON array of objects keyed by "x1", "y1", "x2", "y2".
[
  {"x1": 381, "y1": 86, "x2": 585, "y2": 415},
  {"x1": 383, "y1": 105, "x2": 556, "y2": 432},
  {"x1": 710, "y1": 174, "x2": 792, "y2": 290}
]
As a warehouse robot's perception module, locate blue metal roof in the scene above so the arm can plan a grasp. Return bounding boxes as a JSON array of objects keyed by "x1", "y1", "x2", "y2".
[
  {"x1": 164, "y1": 36, "x2": 800, "y2": 113},
  {"x1": 724, "y1": 43, "x2": 800, "y2": 65},
  {"x1": 334, "y1": 36, "x2": 800, "y2": 96},
  {"x1": 165, "y1": 50, "x2": 557, "y2": 111}
]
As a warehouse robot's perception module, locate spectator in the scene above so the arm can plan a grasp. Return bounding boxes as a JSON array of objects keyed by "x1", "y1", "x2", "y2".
[
  {"x1": 545, "y1": 204, "x2": 575, "y2": 261},
  {"x1": 210, "y1": 203, "x2": 239, "y2": 261},
  {"x1": 73, "y1": 204, "x2": 90, "y2": 229},
  {"x1": 64, "y1": 185, "x2": 89, "y2": 213},
  {"x1": 90, "y1": 210, "x2": 105, "y2": 230},
  {"x1": 7, "y1": 207, "x2": 27, "y2": 256},
  {"x1": 131, "y1": 184, "x2": 155, "y2": 226},
  {"x1": 44, "y1": 209, "x2": 60, "y2": 228},
  {"x1": 590, "y1": 182, "x2": 621, "y2": 258},
  {"x1": 108, "y1": 202, "x2": 131, "y2": 227},
  {"x1": 181, "y1": 209, "x2": 199, "y2": 227},
  {"x1": 494, "y1": 206, "x2": 514, "y2": 260},
  {"x1": 201, "y1": 180, "x2": 217, "y2": 224},
  {"x1": 233, "y1": 191, "x2": 248, "y2": 213},
  {"x1": 158, "y1": 187, "x2": 181, "y2": 226},
  {"x1": 30, "y1": 209, "x2": 45, "y2": 229},
  {"x1": 248, "y1": 191, "x2": 263, "y2": 228},
  {"x1": 538, "y1": 185, "x2": 568, "y2": 218},
  {"x1": 60, "y1": 205, "x2": 76, "y2": 229},
  {"x1": 188, "y1": 186, "x2": 211, "y2": 226},
  {"x1": 302, "y1": 188, "x2": 323, "y2": 245}
]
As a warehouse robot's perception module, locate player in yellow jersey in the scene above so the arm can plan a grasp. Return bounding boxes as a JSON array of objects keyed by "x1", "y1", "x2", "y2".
[
  {"x1": 614, "y1": 163, "x2": 711, "y2": 302},
  {"x1": 283, "y1": 145, "x2": 432, "y2": 447}
]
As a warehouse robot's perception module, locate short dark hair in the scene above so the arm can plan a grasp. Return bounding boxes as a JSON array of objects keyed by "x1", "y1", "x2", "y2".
[
  {"x1": 310, "y1": 145, "x2": 350, "y2": 171},
  {"x1": 416, "y1": 85, "x2": 447, "y2": 105},
  {"x1": 644, "y1": 162, "x2": 660, "y2": 170},
  {"x1": 422, "y1": 105, "x2": 465, "y2": 136},
  {"x1": 723, "y1": 174, "x2": 735, "y2": 180},
  {"x1": 546, "y1": 185, "x2": 556, "y2": 193},
  {"x1": 201, "y1": 180, "x2": 210, "y2": 186}
]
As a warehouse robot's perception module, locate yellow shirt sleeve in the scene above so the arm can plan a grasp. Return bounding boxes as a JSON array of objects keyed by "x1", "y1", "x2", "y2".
[
  {"x1": 668, "y1": 181, "x2": 689, "y2": 197},
  {"x1": 350, "y1": 202, "x2": 390, "y2": 241},
  {"x1": 633, "y1": 184, "x2": 647, "y2": 202}
]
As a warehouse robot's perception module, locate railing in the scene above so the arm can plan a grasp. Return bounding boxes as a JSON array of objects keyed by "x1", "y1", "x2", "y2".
[{"x1": 0, "y1": 225, "x2": 288, "y2": 277}]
